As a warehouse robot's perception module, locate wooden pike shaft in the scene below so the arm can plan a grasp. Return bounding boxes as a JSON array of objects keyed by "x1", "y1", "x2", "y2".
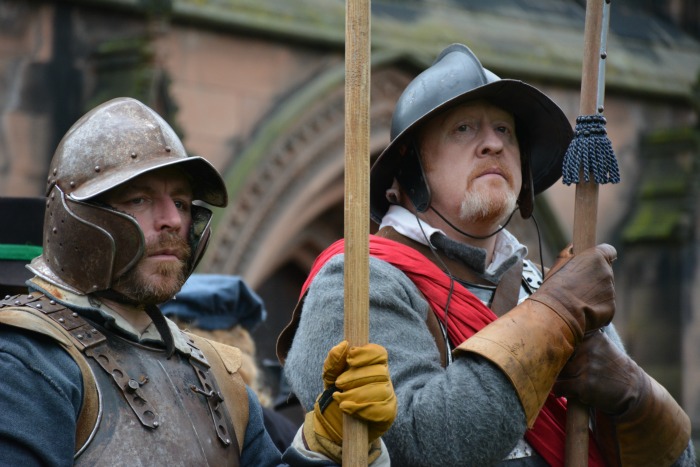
[
  {"x1": 343, "y1": 0, "x2": 371, "y2": 465},
  {"x1": 566, "y1": 0, "x2": 605, "y2": 465}
]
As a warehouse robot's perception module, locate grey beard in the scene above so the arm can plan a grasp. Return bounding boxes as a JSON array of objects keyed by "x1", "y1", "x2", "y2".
[{"x1": 459, "y1": 188, "x2": 517, "y2": 225}]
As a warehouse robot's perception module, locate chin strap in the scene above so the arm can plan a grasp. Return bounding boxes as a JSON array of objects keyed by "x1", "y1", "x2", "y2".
[
  {"x1": 429, "y1": 205, "x2": 518, "y2": 240},
  {"x1": 144, "y1": 303, "x2": 176, "y2": 358}
]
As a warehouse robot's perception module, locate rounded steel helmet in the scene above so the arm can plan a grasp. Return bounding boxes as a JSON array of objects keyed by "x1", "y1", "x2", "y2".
[
  {"x1": 28, "y1": 97, "x2": 228, "y2": 295},
  {"x1": 370, "y1": 43, "x2": 573, "y2": 223}
]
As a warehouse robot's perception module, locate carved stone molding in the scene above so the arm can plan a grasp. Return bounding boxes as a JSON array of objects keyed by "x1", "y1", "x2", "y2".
[{"x1": 202, "y1": 67, "x2": 411, "y2": 288}]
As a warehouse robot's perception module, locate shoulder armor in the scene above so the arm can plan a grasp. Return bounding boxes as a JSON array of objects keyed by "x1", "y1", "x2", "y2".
[{"x1": 0, "y1": 293, "x2": 102, "y2": 455}]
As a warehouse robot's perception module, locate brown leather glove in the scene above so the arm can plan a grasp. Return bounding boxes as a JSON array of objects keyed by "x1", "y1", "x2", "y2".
[
  {"x1": 554, "y1": 331, "x2": 691, "y2": 467},
  {"x1": 303, "y1": 341, "x2": 397, "y2": 463},
  {"x1": 554, "y1": 330, "x2": 641, "y2": 415},
  {"x1": 456, "y1": 244, "x2": 617, "y2": 426},
  {"x1": 529, "y1": 243, "x2": 617, "y2": 343}
]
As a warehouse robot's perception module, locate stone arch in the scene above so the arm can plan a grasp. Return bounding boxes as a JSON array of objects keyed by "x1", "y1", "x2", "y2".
[{"x1": 199, "y1": 62, "x2": 412, "y2": 364}]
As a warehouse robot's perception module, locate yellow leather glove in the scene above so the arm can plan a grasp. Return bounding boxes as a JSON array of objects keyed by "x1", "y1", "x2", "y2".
[{"x1": 303, "y1": 340, "x2": 397, "y2": 463}]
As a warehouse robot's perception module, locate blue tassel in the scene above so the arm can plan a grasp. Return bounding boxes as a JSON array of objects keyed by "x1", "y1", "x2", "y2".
[{"x1": 562, "y1": 115, "x2": 621, "y2": 185}]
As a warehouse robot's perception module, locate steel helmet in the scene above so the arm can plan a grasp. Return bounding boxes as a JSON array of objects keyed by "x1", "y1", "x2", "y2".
[
  {"x1": 28, "y1": 97, "x2": 228, "y2": 295},
  {"x1": 370, "y1": 43, "x2": 573, "y2": 222}
]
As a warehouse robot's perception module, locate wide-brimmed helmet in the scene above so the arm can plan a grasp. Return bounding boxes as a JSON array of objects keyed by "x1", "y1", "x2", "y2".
[
  {"x1": 370, "y1": 43, "x2": 573, "y2": 222},
  {"x1": 28, "y1": 97, "x2": 228, "y2": 295}
]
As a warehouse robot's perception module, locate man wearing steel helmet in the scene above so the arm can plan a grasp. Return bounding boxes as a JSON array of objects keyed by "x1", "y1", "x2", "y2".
[
  {"x1": 278, "y1": 44, "x2": 694, "y2": 466},
  {"x1": 0, "y1": 97, "x2": 396, "y2": 466}
]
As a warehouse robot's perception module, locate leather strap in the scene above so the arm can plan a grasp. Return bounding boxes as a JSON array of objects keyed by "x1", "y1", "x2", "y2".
[
  {"x1": 491, "y1": 260, "x2": 523, "y2": 316},
  {"x1": 0, "y1": 293, "x2": 102, "y2": 454}
]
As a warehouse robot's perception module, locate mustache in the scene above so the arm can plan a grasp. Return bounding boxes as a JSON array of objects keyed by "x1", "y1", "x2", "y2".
[
  {"x1": 469, "y1": 161, "x2": 514, "y2": 185},
  {"x1": 144, "y1": 232, "x2": 191, "y2": 261}
]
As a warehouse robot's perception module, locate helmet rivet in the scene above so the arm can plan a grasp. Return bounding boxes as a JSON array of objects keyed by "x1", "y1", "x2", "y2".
[
  {"x1": 95, "y1": 166, "x2": 101, "y2": 172},
  {"x1": 131, "y1": 152, "x2": 137, "y2": 158},
  {"x1": 69, "y1": 181, "x2": 76, "y2": 187},
  {"x1": 165, "y1": 146, "x2": 171, "y2": 152},
  {"x1": 53, "y1": 168, "x2": 58, "y2": 175},
  {"x1": 52, "y1": 227, "x2": 58, "y2": 234}
]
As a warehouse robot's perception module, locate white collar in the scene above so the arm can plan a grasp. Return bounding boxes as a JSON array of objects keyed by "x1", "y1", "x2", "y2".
[
  {"x1": 378, "y1": 205, "x2": 527, "y2": 276},
  {"x1": 379, "y1": 205, "x2": 444, "y2": 247}
]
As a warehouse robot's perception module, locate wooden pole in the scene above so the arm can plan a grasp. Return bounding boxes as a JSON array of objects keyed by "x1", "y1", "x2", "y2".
[
  {"x1": 565, "y1": 0, "x2": 605, "y2": 465},
  {"x1": 343, "y1": 0, "x2": 371, "y2": 465}
]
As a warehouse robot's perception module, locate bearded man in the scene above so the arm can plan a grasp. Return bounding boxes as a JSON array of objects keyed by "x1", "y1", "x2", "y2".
[
  {"x1": 277, "y1": 43, "x2": 694, "y2": 466},
  {"x1": 0, "y1": 97, "x2": 396, "y2": 466}
]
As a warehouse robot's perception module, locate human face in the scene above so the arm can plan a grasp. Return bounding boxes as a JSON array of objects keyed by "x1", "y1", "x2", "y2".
[
  {"x1": 418, "y1": 100, "x2": 522, "y2": 228},
  {"x1": 100, "y1": 167, "x2": 193, "y2": 304}
]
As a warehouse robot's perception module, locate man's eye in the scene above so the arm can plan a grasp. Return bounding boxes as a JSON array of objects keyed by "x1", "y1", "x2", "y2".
[
  {"x1": 457, "y1": 124, "x2": 469, "y2": 132},
  {"x1": 174, "y1": 200, "x2": 191, "y2": 211}
]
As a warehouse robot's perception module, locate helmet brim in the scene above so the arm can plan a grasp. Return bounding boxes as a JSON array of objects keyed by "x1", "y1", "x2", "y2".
[{"x1": 69, "y1": 156, "x2": 228, "y2": 208}]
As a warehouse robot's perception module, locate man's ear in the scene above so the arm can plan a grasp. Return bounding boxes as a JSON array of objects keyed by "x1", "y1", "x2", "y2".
[{"x1": 396, "y1": 140, "x2": 431, "y2": 213}]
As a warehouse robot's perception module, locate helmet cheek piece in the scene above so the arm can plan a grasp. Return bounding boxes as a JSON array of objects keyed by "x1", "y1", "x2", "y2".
[
  {"x1": 516, "y1": 122, "x2": 535, "y2": 220},
  {"x1": 30, "y1": 186, "x2": 144, "y2": 294},
  {"x1": 395, "y1": 138, "x2": 432, "y2": 213},
  {"x1": 188, "y1": 203, "x2": 214, "y2": 275}
]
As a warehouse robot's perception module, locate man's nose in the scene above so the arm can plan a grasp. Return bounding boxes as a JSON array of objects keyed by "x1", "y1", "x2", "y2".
[
  {"x1": 154, "y1": 198, "x2": 182, "y2": 231},
  {"x1": 478, "y1": 128, "x2": 504, "y2": 156}
]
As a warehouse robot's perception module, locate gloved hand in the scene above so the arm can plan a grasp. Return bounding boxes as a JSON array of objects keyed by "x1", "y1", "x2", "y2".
[
  {"x1": 529, "y1": 243, "x2": 617, "y2": 343},
  {"x1": 456, "y1": 244, "x2": 617, "y2": 427},
  {"x1": 554, "y1": 331, "x2": 691, "y2": 466},
  {"x1": 303, "y1": 340, "x2": 397, "y2": 463},
  {"x1": 554, "y1": 330, "x2": 641, "y2": 415}
]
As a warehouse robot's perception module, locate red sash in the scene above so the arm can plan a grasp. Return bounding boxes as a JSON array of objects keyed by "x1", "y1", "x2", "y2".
[{"x1": 302, "y1": 235, "x2": 606, "y2": 467}]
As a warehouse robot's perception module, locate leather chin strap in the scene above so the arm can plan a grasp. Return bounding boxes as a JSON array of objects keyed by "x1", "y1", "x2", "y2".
[
  {"x1": 144, "y1": 303, "x2": 176, "y2": 358},
  {"x1": 396, "y1": 140, "x2": 431, "y2": 213}
]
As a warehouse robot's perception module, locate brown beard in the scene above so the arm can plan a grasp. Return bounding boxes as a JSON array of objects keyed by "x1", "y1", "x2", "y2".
[{"x1": 113, "y1": 232, "x2": 191, "y2": 305}]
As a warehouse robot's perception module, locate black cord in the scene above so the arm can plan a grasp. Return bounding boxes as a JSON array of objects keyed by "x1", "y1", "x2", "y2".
[
  {"x1": 530, "y1": 213, "x2": 546, "y2": 279},
  {"x1": 430, "y1": 206, "x2": 517, "y2": 240}
]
